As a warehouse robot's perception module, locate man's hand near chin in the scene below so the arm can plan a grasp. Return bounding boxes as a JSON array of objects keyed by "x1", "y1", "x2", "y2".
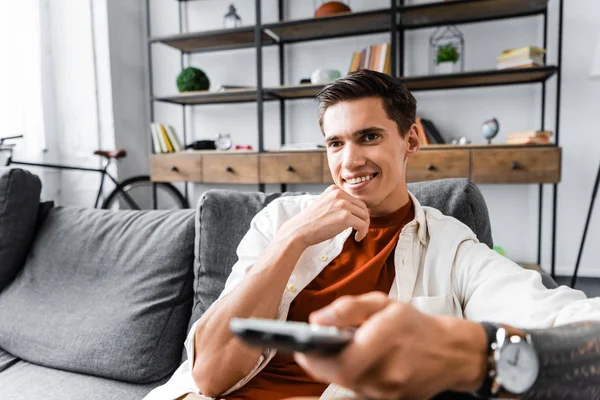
[
  {"x1": 277, "y1": 184, "x2": 371, "y2": 246},
  {"x1": 294, "y1": 292, "x2": 489, "y2": 400}
]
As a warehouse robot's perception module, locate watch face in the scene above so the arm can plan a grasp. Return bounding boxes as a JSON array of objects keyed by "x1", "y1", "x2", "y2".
[{"x1": 497, "y1": 340, "x2": 539, "y2": 393}]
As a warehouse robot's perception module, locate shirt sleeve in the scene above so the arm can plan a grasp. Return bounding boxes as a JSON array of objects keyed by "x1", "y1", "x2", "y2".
[{"x1": 454, "y1": 240, "x2": 600, "y2": 328}]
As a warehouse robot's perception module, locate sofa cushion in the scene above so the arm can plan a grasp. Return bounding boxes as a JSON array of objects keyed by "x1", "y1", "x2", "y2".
[
  {"x1": 0, "y1": 359, "x2": 166, "y2": 400},
  {"x1": 189, "y1": 178, "x2": 493, "y2": 329},
  {"x1": 0, "y1": 207, "x2": 195, "y2": 383},
  {"x1": 0, "y1": 168, "x2": 41, "y2": 292}
]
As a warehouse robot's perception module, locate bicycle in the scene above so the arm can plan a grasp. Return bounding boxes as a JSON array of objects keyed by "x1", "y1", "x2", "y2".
[{"x1": 0, "y1": 135, "x2": 189, "y2": 210}]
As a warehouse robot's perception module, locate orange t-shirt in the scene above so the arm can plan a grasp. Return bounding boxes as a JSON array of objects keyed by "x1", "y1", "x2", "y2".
[{"x1": 223, "y1": 200, "x2": 414, "y2": 400}]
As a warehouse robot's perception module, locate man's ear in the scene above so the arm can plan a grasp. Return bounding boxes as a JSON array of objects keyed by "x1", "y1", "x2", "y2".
[{"x1": 405, "y1": 123, "x2": 421, "y2": 157}]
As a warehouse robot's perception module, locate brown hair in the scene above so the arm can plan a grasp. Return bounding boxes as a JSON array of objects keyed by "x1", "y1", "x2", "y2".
[{"x1": 316, "y1": 69, "x2": 417, "y2": 137}]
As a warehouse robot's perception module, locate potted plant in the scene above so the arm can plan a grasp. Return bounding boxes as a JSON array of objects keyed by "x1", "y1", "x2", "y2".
[{"x1": 436, "y1": 44, "x2": 460, "y2": 73}]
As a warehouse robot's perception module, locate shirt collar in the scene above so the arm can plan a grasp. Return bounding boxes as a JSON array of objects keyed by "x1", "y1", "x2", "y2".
[{"x1": 407, "y1": 190, "x2": 428, "y2": 246}]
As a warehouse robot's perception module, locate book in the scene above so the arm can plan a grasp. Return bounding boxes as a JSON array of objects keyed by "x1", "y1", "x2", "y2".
[
  {"x1": 415, "y1": 117, "x2": 430, "y2": 146},
  {"x1": 420, "y1": 118, "x2": 446, "y2": 144},
  {"x1": 348, "y1": 43, "x2": 391, "y2": 75},
  {"x1": 497, "y1": 58, "x2": 545, "y2": 70},
  {"x1": 498, "y1": 46, "x2": 546, "y2": 61},
  {"x1": 165, "y1": 125, "x2": 184, "y2": 152},
  {"x1": 507, "y1": 130, "x2": 552, "y2": 138},
  {"x1": 150, "y1": 123, "x2": 164, "y2": 153},
  {"x1": 349, "y1": 51, "x2": 361, "y2": 73},
  {"x1": 506, "y1": 136, "x2": 551, "y2": 145},
  {"x1": 217, "y1": 85, "x2": 254, "y2": 92},
  {"x1": 158, "y1": 124, "x2": 174, "y2": 152}
]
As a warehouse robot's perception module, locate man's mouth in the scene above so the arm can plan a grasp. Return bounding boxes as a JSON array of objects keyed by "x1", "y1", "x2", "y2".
[{"x1": 344, "y1": 173, "x2": 378, "y2": 185}]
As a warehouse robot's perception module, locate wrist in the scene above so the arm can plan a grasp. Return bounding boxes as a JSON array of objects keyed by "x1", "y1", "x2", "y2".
[
  {"x1": 273, "y1": 230, "x2": 308, "y2": 255},
  {"x1": 436, "y1": 317, "x2": 488, "y2": 393}
]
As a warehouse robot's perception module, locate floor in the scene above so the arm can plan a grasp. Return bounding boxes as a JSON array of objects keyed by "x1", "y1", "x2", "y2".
[{"x1": 555, "y1": 276, "x2": 600, "y2": 297}]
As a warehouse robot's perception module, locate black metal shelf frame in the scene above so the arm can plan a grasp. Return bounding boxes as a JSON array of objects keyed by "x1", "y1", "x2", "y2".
[{"x1": 146, "y1": 0, "x2": 563, "y2": 276}]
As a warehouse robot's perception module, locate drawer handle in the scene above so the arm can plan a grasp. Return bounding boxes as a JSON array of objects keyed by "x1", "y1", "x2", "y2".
[
  {"x1": 171, "y1": 166, "x2": 179, "y2": 172},
  {"x1": 427, "y1": 164, "x2": 436, "y2": 171},
  {"x1": 286, "y1": 165, "x2": 295, "y2": 172},
  {"x1": 511, "y1": 161, "x2": 521, "y2": 170},
  {"x1": 226, "y1": 166, "x2": 234, "y2": 173}
]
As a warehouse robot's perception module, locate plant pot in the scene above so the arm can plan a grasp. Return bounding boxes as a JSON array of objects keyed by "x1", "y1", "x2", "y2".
[{"x1": 434, "y1": 61, "x2": 458, "y2": 75}]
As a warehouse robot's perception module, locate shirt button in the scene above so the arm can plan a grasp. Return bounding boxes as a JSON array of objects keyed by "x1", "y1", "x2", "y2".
[
  {"x1": 288, "y1": 284, "x2": 296, "y2": 292},
  {"x1": 319, "y1": 255, "x2": 328, "y2": 262}
]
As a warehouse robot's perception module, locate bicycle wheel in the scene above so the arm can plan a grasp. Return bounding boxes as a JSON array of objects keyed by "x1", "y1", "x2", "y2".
[{"x1": 101, "y1": 176, "x2": 189, "y2": 210}]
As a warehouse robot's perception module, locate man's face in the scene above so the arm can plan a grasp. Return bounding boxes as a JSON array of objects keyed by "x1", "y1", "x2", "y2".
[{"x1": 323, "y1": 97, "x2": 420, "y2": 216}]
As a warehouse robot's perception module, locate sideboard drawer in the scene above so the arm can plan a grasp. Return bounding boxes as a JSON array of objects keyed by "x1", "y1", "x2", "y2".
[
  {"x1": 202, "y1": 154, "x2": 259, "y2": 183},
  {"x1": 150, "y1": 153, "x2": 203, "y2": 182},
  {"x1": 407, "y1": 150, "x2": 470, "y2": 182},
  {"x1": 471, "y1": 147, "x2": 561, "y2": 184},
  {"x1": 260, "y1": 153, "x2": 323, "y2": 183}
]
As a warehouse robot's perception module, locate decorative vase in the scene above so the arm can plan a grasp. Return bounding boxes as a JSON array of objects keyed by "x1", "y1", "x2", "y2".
[
  {"x1": 223, "y1": 4, "x2": 242, "y2": 29},
  {"x1": 314, "y1": 1, "x2": 351, "y2": 18},
  {"x1": 310, "y1": 69, "x2": 342, "y2": 84},
  {"x1": 434, "y1": 61, "x2": 459, "y2": 75}
]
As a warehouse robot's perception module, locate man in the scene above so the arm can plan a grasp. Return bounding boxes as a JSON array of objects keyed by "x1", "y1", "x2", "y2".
[{"x1": 145, "y1": 70, "x2": 596, "y2": 400}]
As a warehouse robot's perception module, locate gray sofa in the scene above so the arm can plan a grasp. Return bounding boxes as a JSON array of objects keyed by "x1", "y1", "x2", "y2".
[{"x1": 0, "y1": 167, "x2": 544, "y2": 400}]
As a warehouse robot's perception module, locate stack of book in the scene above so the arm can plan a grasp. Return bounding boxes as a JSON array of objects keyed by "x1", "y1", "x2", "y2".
[
  {"x1": 150, "y1": 123, "x2": 184, "y2": 153},
  {"x1": 415, "y1": 117, "x2": 445, "y2": 146},
  {"x1": 506, "y1": 130, "x2": 552, "y2": 145},
  {"x1": 497, "y1": 46, "x2": 545, "y2": 70},
  {"x1": 348, "y1": 43, "x2": 391, "y2": 74}
]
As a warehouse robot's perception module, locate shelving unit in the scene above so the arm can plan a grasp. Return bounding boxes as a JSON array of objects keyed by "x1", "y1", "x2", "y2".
[{"x1": 146, "y1": 0, "x2": 564, "y2": 276}]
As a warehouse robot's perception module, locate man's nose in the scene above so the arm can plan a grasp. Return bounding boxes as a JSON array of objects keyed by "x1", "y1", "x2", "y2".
[{"x1": 341, "y1": 144, "x2": 366, "y2": 169}]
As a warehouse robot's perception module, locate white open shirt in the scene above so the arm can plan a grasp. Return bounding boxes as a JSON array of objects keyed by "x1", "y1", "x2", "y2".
[{"x1": 145, "y1": 192, "x2": 600, "y2": 400}]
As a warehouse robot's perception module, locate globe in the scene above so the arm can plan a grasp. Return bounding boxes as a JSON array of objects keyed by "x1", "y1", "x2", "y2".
[{"x1": 481, "y1": 118, "x2": 500, "y2": 144}]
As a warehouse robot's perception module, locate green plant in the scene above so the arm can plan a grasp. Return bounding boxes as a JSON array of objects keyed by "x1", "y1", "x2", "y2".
[
  {"x1": 436, "y1": 44, "x2": 460, "y2": 64},
  {"x1": 176, "y1": 67, "x2": 210, "y2": 92}
]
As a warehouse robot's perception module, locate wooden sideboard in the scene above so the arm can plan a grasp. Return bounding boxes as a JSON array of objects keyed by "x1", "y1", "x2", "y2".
[{"x1": 150, "y1": 145, "x2": 561, "y2": 185}]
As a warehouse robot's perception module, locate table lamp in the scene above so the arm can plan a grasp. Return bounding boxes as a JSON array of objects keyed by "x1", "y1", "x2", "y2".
[{"x1": 571, "y1": 34, "x2": 600, "y2": 287}]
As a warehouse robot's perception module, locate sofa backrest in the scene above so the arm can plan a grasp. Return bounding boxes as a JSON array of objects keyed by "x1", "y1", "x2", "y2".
[
  {"x1": 190, "y1": 178, "x2": 492, "y2": 329},
  {"x1": 0, "y1": 205, "x2": 196, "y2": 384}
]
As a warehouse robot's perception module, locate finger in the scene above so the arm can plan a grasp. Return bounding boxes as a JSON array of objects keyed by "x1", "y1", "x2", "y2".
[
  {"x1": 343, "y1": 202, "x2": 370, "y2": 239},
  {"x1": 342, "y1": 213, "x2": 369, "y2": 243},
  {"x1": 335, "y1": 188, "x2": 369, "y2": 216},
  {"x1": 294, "y1": 352, "x2": 340, "y2": 384},
  {"x1": 309, "y1": 292, "x2": 391, "y2": 327}
]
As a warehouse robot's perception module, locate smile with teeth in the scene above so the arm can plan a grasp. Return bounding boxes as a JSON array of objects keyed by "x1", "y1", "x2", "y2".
[{"x1": 346, "y1": 173, "x2": 377, "y2": 185}]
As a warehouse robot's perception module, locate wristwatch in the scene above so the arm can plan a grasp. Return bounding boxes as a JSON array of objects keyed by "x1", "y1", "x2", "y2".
[{"x1": 475, "y1": 322, "x2": 540, "y2": 398}]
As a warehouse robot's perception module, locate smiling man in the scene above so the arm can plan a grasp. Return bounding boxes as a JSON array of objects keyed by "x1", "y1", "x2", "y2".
[{"x1": 145, "y1": 70, "x2": 593, "y2": 400}]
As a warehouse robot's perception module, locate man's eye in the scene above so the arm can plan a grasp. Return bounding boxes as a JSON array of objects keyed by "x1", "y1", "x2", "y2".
[
  {"x1": 328, "y1": 141, "x2": 342, "y2": 148},
  {"x1": 364, "y1": 133, "x2": 379, "y2": 141}
]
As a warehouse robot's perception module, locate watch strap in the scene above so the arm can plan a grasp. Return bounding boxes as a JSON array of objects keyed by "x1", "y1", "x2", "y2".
[{"x1": 473, "y1": 322, "x2": 500, "y2": 398}]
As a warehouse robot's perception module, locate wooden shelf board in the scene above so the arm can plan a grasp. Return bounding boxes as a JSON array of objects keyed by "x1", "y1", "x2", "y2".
[
  {"x1": 422, "y1": 144, "x2": 557, "y2": 150},
  {"x1": 150, "y1": 27, "x2": 275, "y2": 53},
  {"x1": 263, "y1": 9, "x2": 391, "y2": 44},
  {"x1": 154, "y1": 68, "x2": 557, "y2": 105},
  {"x1": 401, "y1": 0, "x2": 548, "y2": 29},
  {"x1": 267, "y1": 84, "x2": 326, "y2": 99},
  {"x1": 154, "y1": 88, "x2": 274, "y2": 105},
  {"x1": 405, "y1": 66, "x2": 557, "y2": 91},
  {"x1": 154, "y1": 0, "x2": 548, "y2": 54},
  {"x1": 265, "y1": 67, "x2": 557, "y2": 101}
]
